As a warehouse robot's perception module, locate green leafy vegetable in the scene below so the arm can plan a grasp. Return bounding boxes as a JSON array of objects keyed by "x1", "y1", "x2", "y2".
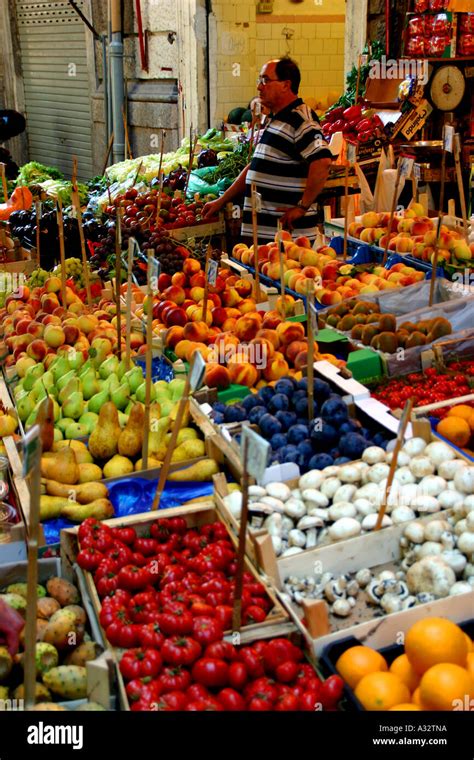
[{"x1": 17, "y1": 161, "x2": 64, "y2": 186}]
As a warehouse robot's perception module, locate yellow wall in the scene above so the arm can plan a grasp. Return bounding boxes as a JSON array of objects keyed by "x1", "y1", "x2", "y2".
[{"x1": 210, "y1": 1, "x2": 346, "y2": 123}]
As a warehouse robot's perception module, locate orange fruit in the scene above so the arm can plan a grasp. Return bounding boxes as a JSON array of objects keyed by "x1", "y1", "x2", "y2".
[
  {"x1": 336, "y1": 646, "x2": 388, "y2": 689},
  {"x1": 405, "y1": 617, "x2": 469, "y2": 674},
  {"x1": 412, "y1": 687, "x2": 422, "y2": 707},
  {"x1": 436, "y1": 417, "x2": 471, "y2": 448},
  {"x1": 355, "y1": 672, "x2": 410, "y2": 711},
  {"x1": 389, "y1": 654, "x2": 420, "y2": 693},
  {"x1": 468, "y1": 413, "x2": 474, "y2": 433},
  {"x1": 447, "y1": 404, "x2": 474, "y2": 421},
  {"x1": 419, "y1": 663, "x2": 474, "y2": 711},
  {"x1": 464, "y1": 634, "x2": 473, "y2": 653},
  {"x1": 466, "y1": 653, "x2": 474, "y2": 678},
  {"x1": 389, "y1": 703, "x2": 421, "y2": 711}
]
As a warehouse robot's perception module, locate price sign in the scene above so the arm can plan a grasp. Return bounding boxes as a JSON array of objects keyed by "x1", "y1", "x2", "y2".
[
  {"x1": 443, "y1": 125, "x2": 455, "y2": 153},
  {"x1": 22, "y1": 425, "x2": 41, "y2": 477},
  {"x1": 241, "y1": 426, "x2": 270, "y2": 484},
  {"x1": 253, "y1": 191, "x2": 262, "y2": 213},
  {"x1": 308, "y1": 301, "x2": 319, "y2": 335},
  {"x1": 149, "y1": 257, "x2": 160, "y2": 293},
  {"x1": 347, "y1": 143, "x2": 357, "y2": 165},
  {"x1": 399, "y1": 157, "x2": 414, "y2": 178},
  {"x1": 207, "y1": 259, "x2": 218, "y2": 286},
  {"x1": 413, "y1": 163, "x2": 421, "y2": 181},
  {"x1": 189, "y1": 352, "x2": 206, "y2": 392}
]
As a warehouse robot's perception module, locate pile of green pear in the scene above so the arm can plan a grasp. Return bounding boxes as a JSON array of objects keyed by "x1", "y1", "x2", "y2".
[{"x1": 13, "y1": 351, "x2": 187, "y2": 443}]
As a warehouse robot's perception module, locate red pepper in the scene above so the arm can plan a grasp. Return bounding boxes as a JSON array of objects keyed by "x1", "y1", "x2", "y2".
[{"x1": 343, "y1": 104, "x2": 363, "y2": 121}]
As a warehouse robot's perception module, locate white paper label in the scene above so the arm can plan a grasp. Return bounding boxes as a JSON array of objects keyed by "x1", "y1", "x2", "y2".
[
  {"x1": 207, "y1": 259, "x2": 218, "y2": 286},
  {"x1": 444, "y1": 126, "x2": 455, "y2": 153},
  {"x1": 413, "y1": 163, "x2": 421, "y2": 181},
  {"x1": 253, "y1": 191, "x2": 262, "y2": 213},
  {"x1": 400, "y1": 157, "x2": 414, "y2": 178},
  {"x1": 347, "y1": 143, "x2": 357, "y2": 165},
  {"x1": 189, "y1": 352, "x2": 206, "y2": 391},
  {"x1": 308, "y1": 302, "x2": 319, "y2": 335},
  {"x1": 241, "y1": 426, "x2": 270, "y2": 483},
  {"x1": 23, "y1": 425, "x2": 41, "y2": 477}
]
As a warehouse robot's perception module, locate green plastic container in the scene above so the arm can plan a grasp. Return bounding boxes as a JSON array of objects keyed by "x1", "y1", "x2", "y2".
[
  {"x1": 347, "y1": 348, "x2": 383, "y2": 384},
  {"x1": 218, "y1": 384, "x2": 252, "y2": 403}
]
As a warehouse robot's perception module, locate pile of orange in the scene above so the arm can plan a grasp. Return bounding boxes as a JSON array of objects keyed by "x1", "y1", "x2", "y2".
[
  {"x1": 335, "y1": 617, "x2": 474, "y2": 711},
  {"x1": 437, "y1": 404, "x2": 474, "y2": 451}
]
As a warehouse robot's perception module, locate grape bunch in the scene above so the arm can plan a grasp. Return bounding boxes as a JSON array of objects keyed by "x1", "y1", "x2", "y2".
[
  {"x1": 28, "y1": 268, "x2": 50, "y2": 288},
  {"x1": 53, "y1": 257, "x2": 87, "y2": 288}
]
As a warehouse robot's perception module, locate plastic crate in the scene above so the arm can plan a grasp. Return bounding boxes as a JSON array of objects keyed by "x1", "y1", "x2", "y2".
[{"x1": 319, "y1": 619, "x2": 474, "y2": 712}]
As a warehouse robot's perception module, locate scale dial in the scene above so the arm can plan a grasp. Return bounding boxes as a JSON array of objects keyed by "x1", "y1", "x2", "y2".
[{"x1": 430, "y1": 65, "x2": 466, "y2": 111}]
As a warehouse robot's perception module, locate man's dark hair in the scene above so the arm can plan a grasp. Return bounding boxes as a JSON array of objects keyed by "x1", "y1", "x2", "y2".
[{"x1": 275, "y1": 58, "x2": 300, "y2": 94}]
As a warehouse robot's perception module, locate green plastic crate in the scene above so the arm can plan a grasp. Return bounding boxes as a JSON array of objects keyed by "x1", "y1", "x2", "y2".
[
  {"x1": 347, "y1": 348, "x2": 383, "y2": 384},
  {"x1": 218, "y1": 384, "x2": 252, "y2": 403}
]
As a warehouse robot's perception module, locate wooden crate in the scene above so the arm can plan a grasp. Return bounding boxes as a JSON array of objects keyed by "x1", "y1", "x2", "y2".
[
  {"x1": 272, "y1": 509, "x2": 474, "y2": 657},
  {"x1": 61, "y1": 501, "x2": 289, "y2": 710}
]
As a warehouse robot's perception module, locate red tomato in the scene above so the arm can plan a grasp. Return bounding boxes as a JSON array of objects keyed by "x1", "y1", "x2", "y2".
[
  {"x1": 320, "y1": 675, "x2": 344, "y2": 709},
  {"x1": 218, "y1": 688, "x2": 246, "y2": 711},
  {"x1": 214, "y1": 605, "x2": 233, "y2": 630},
  {"x1": 228, "y1": 661, "x2": 248, "y2": 690},
  {"x1": 191, "y1": 616, "x2": 223, "y2": 646},
  {"x1": 153, "y1": 690, "x2": 189, "y2": 711},
  {"x1": 204, "y1": 641, "x2": 238, "y2": 662},
  {"x1": 262, "y1": 639, "x2": 302, "y2": 672},
  {"x1": 191, "y1": 658, "x2": 229, "y2": 688},
  {"x1": 111, "y1": 527, "x2": 137, "y2": 545},
  {"x1": 158, "y1": 607, "x2": 194, "y2": 636},
  {"x1": 106, "y1": 619, "x2": 140, "y2": 648},
  {"x1": 242, "y1": 605, "x2": 267, "y2": 625},
  {"x1": 117, "y1": 565, "x2": 153, "y2": 590},
  {"x1": 238, "y1": 647, "x2": 264, "y2": 678},
  {"x1": 186, "y1": 683, "x2": 210, "y2": 701},
  {"x1": 137, "y1": 623, "x2": 165, "y2": 649},
  {"x1": 275, "y1": 693, "x2": 299, "y2": 711},
  {"x1": 161, "y1": 635, "x2": 202, "y2": 666},
  {"x1": 133, "y1": 537, "x2": 160, "y2": 557},
  {"x1": 77, "y1": 547, "x2": 104, "y2": 572},
  {"x1": 186, "y1": 698, "x2": 224, "y2": 711},
  {"x1": 158, "y1": 666, "x2": 191, "y2": 693},
  {"x1": 244, "y1": 676, "x2": 278, "y2": 703},
  {"x1": 275, "y1": 661, "x2": 299, "y2": 683},
  {"x1": 120, "y1": 648, "x2": 162, "y2": 681},
  {"x1": 300, "y1": 690, "x2": 321, "y2": 711}
]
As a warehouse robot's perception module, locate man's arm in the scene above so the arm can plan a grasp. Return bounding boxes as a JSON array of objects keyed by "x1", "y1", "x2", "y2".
[
  {"x1": 278, "y1": 156, "x2": 332, "y2": 230},
  {"x1": 201, "y1": 165, "x2": 250, "y2": 220}
]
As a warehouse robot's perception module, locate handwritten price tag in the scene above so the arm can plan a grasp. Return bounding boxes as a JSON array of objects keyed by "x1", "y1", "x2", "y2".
[
  {"x1": 399, "y1": 157, "x2": 414, "y2": 178},
  {"x1": 241, "y1": 426, "x2": 271, "y2": 484},
  {"x1": 347, "y1": 143, "x2": 357, "y2": 165},
  {"x1": 443, "y1": 126, "x2": 455, "y2": 154},
  {"x1": 149, "y1": 257, "x2": 160, "y2": 293},
  {"x1": 207, "y1": 259, "x2": 218, "y2": 286},
  {"x1": 253, "y1": 191, "x2": 262, "y2": 213},
  {"x1": 308, "y1": 301, "x2": 319, "y2": 335}
]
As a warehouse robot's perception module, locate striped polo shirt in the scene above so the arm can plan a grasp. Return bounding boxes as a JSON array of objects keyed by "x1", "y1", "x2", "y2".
[{"x1": 241, "y1": 98, "x2": 332, "y2": 241}]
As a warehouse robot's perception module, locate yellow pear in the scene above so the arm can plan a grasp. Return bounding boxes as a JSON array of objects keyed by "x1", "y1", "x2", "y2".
[
  {"x1": 118, "y1": 403, "x2": 144, "y2": 458},
  {"x1": 40, "y1": 447, "x2": 79, "y2": 485},
  {"x1": 88, "y1": 402, "x2": 121, "y2": 461}
]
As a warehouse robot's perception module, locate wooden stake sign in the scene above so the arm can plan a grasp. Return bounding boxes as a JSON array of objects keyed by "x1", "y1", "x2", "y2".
[
  {"x1": 306, "y1": 282, "x2": 316, "y2": 421},
  {"x1": 453, "y1": 133, "x2": 469, "y2": 242},
  {"x1": 56, "y1": 199, "x2": 68, "y2": 309},
  {"x1": 102, "y1": 132, "x2": 115, "y2": 176},
  {"x1": 35, "y1": 201, "x2": 42, "y2": 265},
  {"x1": 125, "y1": 238, "x2": 135, "y2": 370},
  {"x1": 375, "y1": 397, "x2": 414, "y2": 531},
  {"x1": 71, "y1": 157, "x2": 92, "y2": 306},
  {"x1": 0, "y1": 164, "x2": 8, "y2": 203},
  {"x1": 22, "y1": 423, "x2": 42, "y2": 710},
  {"x1": 151, "y1": 352, "x2": 205, "y2": 511},
  {"x1": 141, "y1": 249, "x2": 155, "y2": 471},
  {"x1": 232, "y1": 437, "x2": 249, "y2": 634},
  {"x1": 250, "y1": 182, "x2": 262, "y2": 302},
  {"x1": 382, "y1": 158, "x2": 406, "y2": 265},
  {"x1": 201, "y1": 243, "x2": 212, "y2": 324},
  {"x1": 115, "y1": 205, "x2": 123, "y2": 360},
  {"x1": 429, "y1": 126, "x2": 449, "y2": 307},
  {"x1": 277, "y1": 221, "x2": 286, "y2": 317}
]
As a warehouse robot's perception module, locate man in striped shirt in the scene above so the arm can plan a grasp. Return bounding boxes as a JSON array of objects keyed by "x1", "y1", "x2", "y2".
[{"x1": 203, "y1": 58, "x2": 333, "y2": 241}]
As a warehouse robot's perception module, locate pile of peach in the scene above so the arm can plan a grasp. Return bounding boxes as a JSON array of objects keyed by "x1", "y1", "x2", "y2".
[
  {"x1": 231, "y1": 233, "x2": 425, "y2": 306},
  {"x1": 349, "y1": 207, "x2": 473, "y2": 266}
]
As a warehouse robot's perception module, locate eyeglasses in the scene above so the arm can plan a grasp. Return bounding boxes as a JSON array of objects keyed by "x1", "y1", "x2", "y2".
[{"x1": 257, "y1": 76, "x2": 281, "y2": 85}]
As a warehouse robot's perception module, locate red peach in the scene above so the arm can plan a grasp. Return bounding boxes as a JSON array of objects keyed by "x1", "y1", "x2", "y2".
[
  {"x1": 234, "y1": 314, "x2": 262, "y2": 342},
  {"x1": 205, "y1": 363, "x2": 231, "y2": 390},
  {"x1": 190, "y1": 272, "x2": 206, "y2": 289},
  {"x1": 183, "y1": 321, "x2": 210, "y2": 343},
  {"x1": 165, "y1": 307, "x2": 188, "y2": 328},
  {"x1": 183, "y1": 258, "x2": 201, "y2": 276},
  {"x1": 26, "y1": 321, "x2": 45, "y2": 339},
  {"x1": 237, "y1": 298, "x2": 258, "y2": 315},
  {"x1": 26, "y1": 339, "x2": 48, "y2": 362},
  {"x1": 171, "y1": 272, "x2": 187, "y2": 287},
  {"x1": 234, "y1": 279, "x2": 253, "y2": 298},
  {"x1": 164, "y1": 326, "x2": 185, "y2": 349},
  {"x1": 256, "y1": 328, "x2": 280, "y2": 349},
  {"x1": 158, "y1": 273, "x2": 172, "y2": 291},
  {"x1": 228, "y1": 362, "x2": 259, "y2": 388},
  {"x1": 162, "y1": 286, "x2": 186, "y2": 305},
  {"x1": 262, "y1": 310, "x2": 283, "y2": 330},
  {"x1": 262, "y1": 352, "x2": 290, "y2": 382},
  {"x1": 63, "y1": 324, "x2": 80, "y2": 345},
  {"x1": 275, "y1": 321, "x2": 305, "y2": 346},
  {"x1": 211, "y1": 307, "x2": 228, "y2": 327}
]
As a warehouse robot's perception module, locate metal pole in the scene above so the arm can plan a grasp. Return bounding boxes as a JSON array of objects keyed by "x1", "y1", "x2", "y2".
[
  {"x1": 110, "y1": 0, "x2": 125, "y2": 163},
  {"x1": 102, "y1": 34, "x2": 110, "y2": 163}
]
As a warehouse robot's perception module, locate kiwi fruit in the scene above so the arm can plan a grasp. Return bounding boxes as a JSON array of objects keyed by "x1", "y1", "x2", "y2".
[
  {"x1": 429, "y1": 317, "x2": 452, "y2": 340},
  {"x1": 351, "y1": 324, "x2": 365, "y2": 341},
  {"x1": 366, "y1": 313, "x2": 381, "y2": 325},
  {"x1": 399, "y1": 321, "x2": 418, "y2": 333},
  {"x1": 406, "y1": 331, "x2": 427, "y2": 348},
  {"x1": 378, "y1": 314, "x2": 397, "y2": 333},
  {"x1": 378, "y1": 331, "x2": 399, "y2": 354},
  {"x1": 338, "y1": 315, "x2": 356, "y2": 331},
  {"x1": 361, "y1": 324, "x2": 379, "y2": 346}
]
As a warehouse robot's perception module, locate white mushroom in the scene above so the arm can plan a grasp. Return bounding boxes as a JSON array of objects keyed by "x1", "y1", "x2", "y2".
[
  {"x1": 223, "y1": 491, "x2": 243, "y2": 518},
  {"x1": 386, "y1": 450, "x2": 410, "y2": 467},
  {"x1": 404, "y1": 521, "x2": 426, "y2": 544},
  {"x1": 265, "y1": 482, "x2": 292, "y2": 502},
  {"x1": 391, "y1": 506, "x2": 416, "y2": 525},
  {"x1": 410, "y1": 495, "x2": 440, "y2": 513},
  {"x1": 271, "y1": 535, "x2": 282, "y2": 556},
  {"x1": 320, "y1": 478, "x2": 342, "y2": 499},
  {"x1": 338, "y1": 464, "x2": 362, "y2": 483},
  {"x1": 354, "y1": 498, "x2": 378, "y2": 517},
  {"x1": 463, "y1": 495, "x2": 474, "y2": 514},
  {"x1": 441, "y1": 550, "x2": 467, "y2": 576},
  {"x1": 424, "y1": 520, "x2": 452, "y2": 543},
  {"x1": 328, "y1": 517, "x2": 361, "y2": 541},
  {"x1": 248, "y1": 485, "x2": 267, "y2": 498},
  {"x1": 283, "y1": 498, "x2": 307, "y2": 520},
  {"x1": 463, "y1": 563, "x2": 474, "y2": 580},
  {"x1": 328, "y1": 502, "x2": 357, "y2": 521},
  {"x1": 406, "y1": 556, "x2": 456, "y2": 597},
  {"x1": 288, "y1": 529, "x2": 307, "y2": 548},
  {"x1": 321, "y1": 466, "x2": 341, "y2": 478},
  {"x1": 332, "y1": 599, "x2": 352, "y2": 617},
  {"x1": 455, "y1": 519, "x2": 468, "y2": 536},
  {"x1": 291, "y1": 489, "x2": 303, "y2": 500},
  {"x1": 409, "y1": 456, "x2": 435, "y2": 478},
  {"x1": 298, "y1": 470, "x2": 324, "y2": 491},
  {"x1": 297, "y1": 515, "x2": 324, "y2": 531},
  {"x1": 466, "y1": 512, "x2": 474, "y2": 532},
  {"x1": 379, "y1": 570, "x2": 396, "y2": 581},
  {"x1": 403, "y1": 437, "x2": 427, "y2": 457},
  {"x1": 263, "y1": 513, "x2": 283, "y2": 537},
  {"x1": 438, "y1": 491, "x2": 464, "y2": 510},
  {"x1": 457, "y1": 532, "x2": 474, "y2": 555},
  {"x1": 301, "y1": 489, "x2": 329, "y2": 508},
  {"x1": 438, "y1": 459, "x2": 467, "y2": 480},
  {"x1": 361, "y1": 514, "x2": 392, "y2": 531},
  {"x1": 424, "y1": 441, "x2": 456, "y2": 466},
  {"x1": 394, "y1": 466, "x2": 416, "y2": 486},
  {"x1": 305, "y1": 529, "x2": 318, "y2": 549},
  {"x1": 362, "y1": 446, "x2": 387, "y2": 464},
  {"x1": 380, "y1": 593, "x2": 402, "y2": 614},
  {"x1": 418, "y1": 541, "x2": 443, "y2": 558},
  {"x1": 346, "y1": 580, "x2": 360, "y2": 597},
  {"x1": 324, "y1": 578, "x2": 346, "y2": 602},
  {"x1": 418, "y1": 476, "x2": 447, "y2": 498},
  {"x1": 261, "y1": 496, "x2": 286, "y2": 513},
  {"x1": 281, "y1": 546, "x2": 304, "y2": 557},
  {"x1": 368, "y1": 463, "x2": 390, "y2": 484},
  {"x1": 454, "y1": 467, "x2": 474, "y2": 495},
  {"x1": 449, "y1": 581, "x2": 472, "y2": 596},
  {"x1": 333, "y1": 484, "x2": 358, "y2": 504},
  {"x1": 355, "y1": 568, "x2": 372, "y2": 588},
  {"x1": 307, "y1": 507, "x2": 330, "y2": 522}
]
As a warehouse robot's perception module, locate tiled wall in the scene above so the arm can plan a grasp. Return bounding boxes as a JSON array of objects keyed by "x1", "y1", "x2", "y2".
[{"x1": 210, "y1": 0, "x2": 346, "y2": 123}]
